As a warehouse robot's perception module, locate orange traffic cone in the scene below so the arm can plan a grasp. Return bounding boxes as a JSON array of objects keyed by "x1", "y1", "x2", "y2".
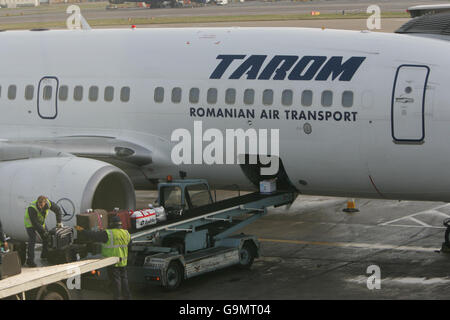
[{"x1": 343, "y1": 199, "x2": 359, "y2": 213}]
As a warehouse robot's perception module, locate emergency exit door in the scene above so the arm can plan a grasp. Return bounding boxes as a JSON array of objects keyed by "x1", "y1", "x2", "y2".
[
  {"x1": 391, "y1": 65, "x2": 429, "y2": 143},
  {"x1": 37, "y1": 76, "x2": 59, "y2": 119}
]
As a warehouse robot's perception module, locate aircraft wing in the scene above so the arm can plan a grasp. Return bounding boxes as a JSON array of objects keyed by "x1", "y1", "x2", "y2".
[
  {"x1": 5, "y1": 136, "x2": 154, "y2": 166},
  {"x1": 0, "y1": 136, "x2": 157, "y2": 188}
]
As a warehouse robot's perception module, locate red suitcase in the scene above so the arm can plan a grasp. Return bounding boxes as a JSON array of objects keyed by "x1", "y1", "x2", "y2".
[
  {"x1": 76, "y1": 209, "x2": 109, "y2": 231},
  {"x1": 108, "y1": 209, "x2": 132, "y2": 231}
]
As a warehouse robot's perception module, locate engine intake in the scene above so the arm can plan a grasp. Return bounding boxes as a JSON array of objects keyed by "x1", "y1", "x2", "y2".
[{"x1": 0, "y1": 157, "x2": 136, "y2": 241}]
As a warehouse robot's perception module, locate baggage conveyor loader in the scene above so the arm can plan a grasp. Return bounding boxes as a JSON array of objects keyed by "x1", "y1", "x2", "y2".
[{"x1": 126, "y1": 179, "x2": 297, "y2": 290}]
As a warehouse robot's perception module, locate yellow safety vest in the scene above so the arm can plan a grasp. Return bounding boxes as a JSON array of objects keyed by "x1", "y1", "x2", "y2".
[
  {"x1": 24, "y1": 200, "x2": 51, "y2": 228},
  {"x1": 102, "y1": 229, "x2": 131, "y2": 267}
]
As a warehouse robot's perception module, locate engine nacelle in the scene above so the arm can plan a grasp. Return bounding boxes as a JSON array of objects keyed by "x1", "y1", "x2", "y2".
[{"x1": 0, "y1": 157, "x2": 135, "y2": 241}]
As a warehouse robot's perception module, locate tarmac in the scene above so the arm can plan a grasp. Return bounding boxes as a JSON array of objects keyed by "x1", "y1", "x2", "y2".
[
  {"x1": 71, "y1": 192, "x2": 450, "y2": 300},
  {"x1": 0, "y1": 0, "x2": 444, "y2": 29}
]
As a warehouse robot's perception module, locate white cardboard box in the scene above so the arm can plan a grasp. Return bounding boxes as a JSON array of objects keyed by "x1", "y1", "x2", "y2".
[{"x1": 260, "y1": 179, "x2": 277, "y2": 194}]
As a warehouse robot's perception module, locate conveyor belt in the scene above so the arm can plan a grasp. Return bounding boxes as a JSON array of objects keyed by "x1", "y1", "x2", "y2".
[
  {"x1": 131, "y1": 190, "x2": 294, "y2": 240},
  {"x1": 184, "y1": 190, "x2": 290, "y2": 218}
]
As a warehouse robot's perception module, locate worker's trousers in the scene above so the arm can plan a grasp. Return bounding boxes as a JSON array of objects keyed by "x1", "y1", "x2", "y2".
[
  {"x1": 26, "y1": 227, "x2": 48, "y2": 263},
  {"x1": 107, "y1": 266, "x2": 131, "y2": 300}
]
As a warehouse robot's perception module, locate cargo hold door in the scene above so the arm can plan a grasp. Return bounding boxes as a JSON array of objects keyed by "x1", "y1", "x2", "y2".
[{"x1": 391, "y1": 65, "x2": 429, "y2": 143}]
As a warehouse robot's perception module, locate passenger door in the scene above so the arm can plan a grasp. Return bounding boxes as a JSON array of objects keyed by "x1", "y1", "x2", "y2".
[
  {"x1": 391, "y1": 65, "x2": 430, "y2": 143},
  {"x1": 37, "y1": 76, "x2": 59, "y2": 119}
]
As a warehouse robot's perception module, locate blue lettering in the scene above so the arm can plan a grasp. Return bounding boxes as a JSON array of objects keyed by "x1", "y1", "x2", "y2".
[
  {"x1": 210, "y1": 55, "x2": 246, "y2": 79},
  {"x1": 315, "y1": 56, "x2": 366, "y2": 81},
  {"x1": 210, "y1": 55, "x2": 366, "y2": 81},
  {"x1": 229, "y1": 55, "x2": 267, "y2": 79},
  {"x1": 258, "y1": 55, "x2": 298, "y2": 80},
  {"x1": 288, "y1": 56, "x2": 326, "y2": 80}
]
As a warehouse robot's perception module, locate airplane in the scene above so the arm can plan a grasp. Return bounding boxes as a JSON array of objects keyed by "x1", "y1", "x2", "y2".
[
  {"x1": 108, "y1": 0, "x2": 190, "y2": 9},
  {"x1": 407, "y1": 4, "x2": 450, "y2": 17},
  {"x1": 1, "y1": 11, "x2": 450, "y2": 243}
]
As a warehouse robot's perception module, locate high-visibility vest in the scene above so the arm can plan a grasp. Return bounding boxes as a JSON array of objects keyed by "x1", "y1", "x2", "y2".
[
  {"x1": 102, "y1": 229, "x2": 131, "y2": 267},
  {"x1": 24, "y1": 200, "x2": 51, "y2": 228}
]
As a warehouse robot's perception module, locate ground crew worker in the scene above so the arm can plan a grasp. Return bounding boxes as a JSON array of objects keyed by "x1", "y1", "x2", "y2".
[
  {"x1": 76, "y1": 215, "x2": 131, "y2": 300},
  {"x1": 24, "y1": 195, "x2": 62, "y2": 267}
]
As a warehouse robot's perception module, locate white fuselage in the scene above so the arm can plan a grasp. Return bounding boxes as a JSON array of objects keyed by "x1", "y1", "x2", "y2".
[{"x1": 1, "y1": 27, "x2": 450, "y2": 203}]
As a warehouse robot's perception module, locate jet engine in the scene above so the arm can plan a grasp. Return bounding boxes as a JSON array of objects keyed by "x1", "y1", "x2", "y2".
[{"x1": 0, "y1": 157, "x2": 135, "y2": 241}]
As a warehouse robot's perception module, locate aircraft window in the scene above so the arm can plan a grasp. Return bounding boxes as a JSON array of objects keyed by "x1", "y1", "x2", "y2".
[
  {"x1": 225, "y1": 88, "x2": 236, "y2": 105},
  {"x1": 189, "y1": 88, "x2": 199, "y2": 104},
  {"x1": 243, "y1": 89, "x2": 254, "y2": 105},
  {"x1": 301, "y1": 90, "x2": 313, "y2": 107},
  {"x1": 342, "y1": 91, "x2": 353, "y2": 108},
  {"x1": 104, "y1": 86, "x2": 114, "y2": 102},
  {"x1": 207, "y1": 88, "x2": 217, "y2": 104},
  {"x1": 282, "y1": 89, "x2": 293, "y2": 106},
  {"x1": 262, "y1": 89, "x2": 273, "y2": 106},
  {"x1": 59, "y1": 85, "x2": 68, "y2": 101},
  {"x1": 74, "y1": 86, "x2": 83, "y2": 101},
  {"x1": 8, "y1": 85, "x2": 16, "y2": 100},
  {"x1": 25, "y1": 85, "x2": 34, "y2": 100},
  {"x1": 171, "y1": 87, "x2": 182, "y2": 103},
  {"x1": 154, "y1": 87, "x2": 164, "y2": 103},
  {"x1": 321, "y1": 90, "x2": 333, "y2": 107},
  {"x1": 121, "y1": 86, "x2": 130, "y2": 102},
  {"x1": 89, "y1": 86, "x2": 99, "y2": 102},
  {"x1": 43, "y1": 85, "x2": 53, "y2": 101}
]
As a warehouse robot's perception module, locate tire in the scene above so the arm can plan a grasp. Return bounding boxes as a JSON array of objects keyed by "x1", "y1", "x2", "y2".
[
  {"x1": 163, "y1": 261, "x2": 183, "y2": 291},
  {"x1": 41, "y1": 291, "x2": 64, "y2": 300},
  {"x1": 238, "y1": 242, "x2": 256, "y2": 269}
]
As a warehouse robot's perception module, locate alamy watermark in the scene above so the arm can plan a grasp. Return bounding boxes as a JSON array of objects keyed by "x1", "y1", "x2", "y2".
[
  {"x1": 171, "y1": 121, "x2": 280, "y2": 175},
  {"x1": 366, "y1": 265, "x2": 381, "y2": 290},
  {"x1": 66, "y1": 266, "x2": 81, "y2": 290},
  {"x1": 367, "y1": 5, "x2": 381, "y2": 30},
  {"x1": 66, "y1": 5, "x2": 90, "y2": 30}
]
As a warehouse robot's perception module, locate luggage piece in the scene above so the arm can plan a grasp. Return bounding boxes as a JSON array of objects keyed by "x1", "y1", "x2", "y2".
[
  {"x1": 0, "y1": 251, "x2": 21, "y2": 279},
  {"x1": 154, "y1": 206, "x2": 167, "y2": 223},
  {"x1": 260, "y1": 179, "x2": 277, "y2": 194},
  {"x1": 129, "y1": 207, "x2": 167, "y2": 230},
  {"x1": 92, "y1": 209, "x2": 108, "y2": 230},
  {"x1": 76, "y1": 209, "x2": 109, "y2": 231},
  {"x1": 130, "y1": 209, "x2": 158, "y2": 230},
  {"x1": 48, "y1": 226, "x2": 74, "y2": 250},
  {"x1": 76, "y1": 214, "x2": 97, "y2": 231},
  {"x1": 108, "y1": 210, "x2": 132, "y2": 231}
]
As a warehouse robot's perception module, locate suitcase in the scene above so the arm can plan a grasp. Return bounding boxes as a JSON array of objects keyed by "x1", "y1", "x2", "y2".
[
  {"x1": 76, "y1": 214, "x2": 97, "y2": 231},
  {"x1": 76, "y1": 209, "x2": 109, "y2": 231},
  {"x1": 108, "y1": 209, "x2": 132, "y2": 231},
  {"x1": 92, "y1": 209, "x2": 108, "y2": 230},
  {"x1": 0, "y1": 251, "x2": 21, "y2": 279},
  {"x1": 48, "y1": 226, "x2": 74, "y2": 250}
]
